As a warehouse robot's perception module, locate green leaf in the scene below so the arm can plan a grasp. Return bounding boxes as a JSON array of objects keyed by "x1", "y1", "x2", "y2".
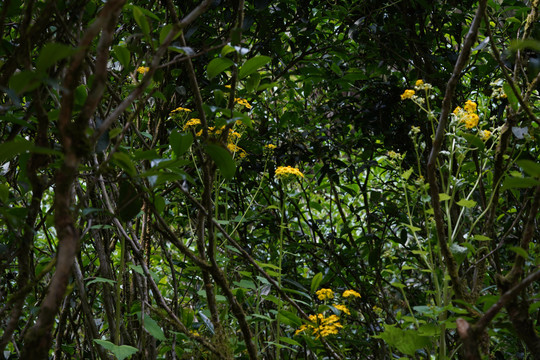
[
  {"x1": 132, "y1": 6, "x2": 150, "y2": 36},
  {"x1": 279, "y1": 336, "x2": 301, "y2": 347},
  {"x1": 503, "y1": 82, "x2": 519, "y2": 112},
  {"x1": 278, "y1": 310, "x2": 302, "y2": 327},
  {"x1": 207, "y1": 58, "x2": 234, "y2": 79},
  {"x1": 112, "y1": 152, "x2": 137, "y2": 177},
  {"x1": 472, "y1": 235, "x2": 491, "y2": 241},
  {"x1": 239, "y1": 55, "x2": 271, "y2": 79},
  {"x1": 113, "y1": 46, "x2": 130, "y2": 69},
  {"x1": 36, "y1": 43, "x2": 77, "y2": 72},
  {"x1": 461, "y1": 133, "x2": 485, "y2": 150},
  {"x1": 204, "y1": 144, "x2": 236, "y2": 180},
  {"x1": 159, "y1": 24, "x2": 181, "y2": 45},
  {"x1": 0, "y1": 139, "x2": 35, "y2": 163},
  {"x1": 310, "y1": 272, "x2": 323, "y2": 293},
  {"x1": 517, "y1": 159, "x2": 540, "y2": 177},
  {"x1": 143, "y1": 316, "x2": 167, "y2": 341},
  {"x1": 170, "y1": 130, "x2": 193, "y2": 156},
  {"x1": 456, "y1": 199, "x2": 476, "y2": 208},
  {"x1": 439, "y1": 193, "x2": 451, "y2": 201},
  {"x1": 87, "y1": 277, "x2": 116, "y2": 286},
  {"x1": 9, "y1": 70, "x2": 41, "y2": 94},
  {"x1": 502, "y1": 177, "x2": 540, "y2": 190},
  {"x1": 373, "y1": 324, "x2": 431, "y2": 356},
  {"x1": 94, "y1": 340, "x2": 138, "y2": 360},
  {"x1": 508, "y1": 246, "x2": 530, "y2": 259},
  {"x1": 509, "y1": 39, "x2": 540, "y2": 52},
  {"x1": 401, "y1": 168, "x2": 413, "y2": 180}
]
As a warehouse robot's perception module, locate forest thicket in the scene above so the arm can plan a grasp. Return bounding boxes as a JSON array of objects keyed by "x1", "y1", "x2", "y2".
[{"x1": 1, "y1": 0, "x2": 540, "y2": 359}]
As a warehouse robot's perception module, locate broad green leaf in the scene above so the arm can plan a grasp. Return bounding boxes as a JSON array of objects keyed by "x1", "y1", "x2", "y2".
[
  {"x1": 87, "y1": 277, "x2": 116, "y2": 286},
  {"x1": 0, "y1": 139, "x2": 34, "y2": 163},
  {"x1": 517, "y1": 159, "x2": 540, "y2": 177},
  {"x1": 143, "y1": 316, "x2": 167, "y2": 341},
  {"x1": 36, "y1": 43, "x2": 77, "y2": 72},
  {"x1": 461, "y1": 133, "x2": 485, "y2": 150},
  {"x1": 207, "y1": 58, "x2": 234, "y2": 79},
  {"x1": 239, "y1": 55, "x2": 271, "y2": 79},
  {"x1": 502, "y1": 177, "x2": 540, "y2": 190},
  {"x1": 9, "y1": 70, "x2": 41, "y2": 94},
  {"x1": 401, "y1": 168, "x2": 413, "y2": 180},
  {"x1": 373, "y1": 324, "x2": 431, "y2": 356},
  {"x1": 93, "y1": 340, "x2": 138, "y2": 360},
  {"x1": 133, "y1": 6, "x2": 150, "y2": 36},
  {"x1": 233, "y1": 279, "x2": 256, "y2": 290},
  {"x1": 112, "y1": 152, "x2": 137, "y2": 177},
  {"x1": 278, "y1": 310, "x2": 302, "y2": 327},
  {"x1": 170, "y1": 130, "x2": 193, "y2": 156},
  {"x1": 159, "y1": 24, "x2": 180, "y2": 45},
  {"x1": 439, "y1": 193, "x2": 451, "y2": 201},
  {"x1": 456, "y1": 199, "x2": 476, "y2": 208},
  {"x1": 508, "y1": 246, "x2": 530, "y2": 259},
  {"x1": 391, "y1": 282, "x2": 405, "y2": 290},
  {"x1": 204, "y1": 144, "x2": 236, "y2": 180},
  {"x1": 310, "y1": 272, "x2": 323, "y2": 293},
  {"x1": 113, "y1": 46, "x2": 130, "y2": 68}
]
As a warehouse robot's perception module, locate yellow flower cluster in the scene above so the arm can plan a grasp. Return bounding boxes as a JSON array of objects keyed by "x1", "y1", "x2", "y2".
[
  {"x1": 479, "y1": 129, "x2": 491, "y2": 141},
  {"x1": 170, "y1": 106, "x2": 192, "y2": 114},
  {"x1": 275, "y1": 166, "x2": 304, "y2": 180},
  {"x1": 316, "y1": 288, "x2": 334, "y2": 301},
  {"x1": 265, "y1": 144, "x2": 277, "y2": 150},
  {"x1": 295, "y1": 314, "x2": 343, "y2": 339},
  {"x1": 235, "y1": 98, "x2": 252, "y2": 109},
  {"x1": 183, "y1": 118, "x2": 201, "y2": 131},
  {"x1": 334, "y1": 304, "x2": 350, "y2": 315},
  {"x1": 227, "y1": 143, "x2": 247, "y2": 158},
  {"x1": 400, "y1": 89, "x2": 415, "y2": 100},
  {"x1": 453, "y1": 100, "x2": 479, "y2": 129},
  {"x1": 342, "y1": 289, "x2": 361, "y2": 298},
  {"x1": 137, "y1": 66, "x2": 149, "y2": 74}
]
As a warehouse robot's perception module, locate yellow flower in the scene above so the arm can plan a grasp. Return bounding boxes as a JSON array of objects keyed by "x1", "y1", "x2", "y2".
[
  {"x1": 480, "y1": 129, "x2": 491, "y2": 141},
  {"x1": 316, "y1": 288, "x2": 334, "y2": 301},
  {"x1": 295, "y1": 313, "x2": 343, "y2": 339},
  {"x1": 227, "y1": 143, "x2": 247, "y2": 158},
  {"x1": 228, "y1": 130, "x2": 242, "y2": 141},
  {"x1": 183, "y1": 118, "x2": 201, "y2": 131},
  {"x1": 137, "y1": 66, "x2": 149, "y2": 74},
  {"x1": 334, "y1": 304, "x2": 350, "y2": 315},
  {"x1": 170, "y1": 106, "x2": 192, "y2": 114},
  {"x1": 463, "y1": 113, "x2": 479, "y2": 129},
  {"x1": 225, "y1": 85, "x2": 231, "y2": 88},
  {"x1": 265, "y1": 144, "x2": 277, "y2": 150},
  {"x1": 342, "y1": 289, "x2": 361, "y2": 298},
  {"x1": 453, "y1": 106, "x2": 462, "y2": 115},
  {"x1": 275, "y1": 165, "x2": 304, "y2": 179},
  {"x1": 464, "y1": 100, "x2": 477, "y2": 113},
  {"x1": 387, "y1": 150, "x2": 402, "y2": 160},
  {"x1": 400, "y1": 89, "x2": 415, "y2": 100},
  {"x1": 235, "y1": 98, "x2": 252, "y2": 109},
  {"x1": 415, "y1": 79, "x2": 424, "y2": 87}
]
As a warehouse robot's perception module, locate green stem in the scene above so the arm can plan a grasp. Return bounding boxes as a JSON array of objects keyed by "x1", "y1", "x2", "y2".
[{"x1": 115, "y1": 234, "x2": 126, "y2": 345}]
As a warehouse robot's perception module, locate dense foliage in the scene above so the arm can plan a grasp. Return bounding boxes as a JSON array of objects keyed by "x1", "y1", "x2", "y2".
[{"x1": 1, "y1": 0, "x2": 540, "y2": 359}]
